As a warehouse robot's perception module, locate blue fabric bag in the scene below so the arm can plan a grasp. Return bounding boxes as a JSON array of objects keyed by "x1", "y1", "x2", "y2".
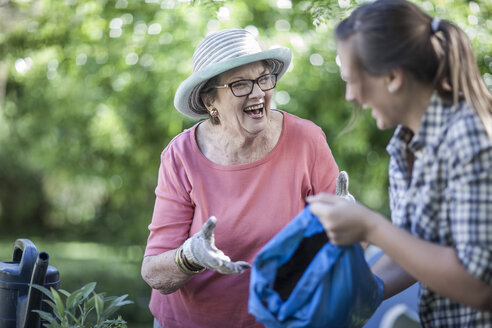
[{"x1": 249, "y1": 206, "x2": 384, "y2": 328}]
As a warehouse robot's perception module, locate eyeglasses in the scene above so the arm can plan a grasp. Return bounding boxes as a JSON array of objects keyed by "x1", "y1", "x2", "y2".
[{"x1": 213, "y1": 73, "x2": 277, "y2": 97}]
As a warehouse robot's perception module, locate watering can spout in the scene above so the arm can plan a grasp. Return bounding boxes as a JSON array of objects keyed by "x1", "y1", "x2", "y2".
[
  {"x1": 0, "y1": 239, "x2": 59, "y2": 328},
  {"x1": 18, "y1": 252, "x2": 49, "y2": 328}
]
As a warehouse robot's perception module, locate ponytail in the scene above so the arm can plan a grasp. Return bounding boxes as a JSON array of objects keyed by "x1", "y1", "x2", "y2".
[{"x1": 432, "y1": 20, "x2": 492, "y2": 138}]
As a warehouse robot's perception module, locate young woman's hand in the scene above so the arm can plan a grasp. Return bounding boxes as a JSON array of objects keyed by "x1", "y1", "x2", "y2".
[{"x1": 306, "y1": 193, "x2": 382, "y2": 246}]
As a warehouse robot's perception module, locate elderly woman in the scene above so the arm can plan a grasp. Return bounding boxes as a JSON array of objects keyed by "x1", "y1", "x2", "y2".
[
  {"x1": 308, "y1": 0, "x2": 492, "y2": 326},
  {"x1": 141, "y1": 29, "x2": 339, "y2": 328}
]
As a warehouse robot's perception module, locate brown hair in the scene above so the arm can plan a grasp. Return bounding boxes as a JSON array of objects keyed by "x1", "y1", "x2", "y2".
[{"x1": 335, "y1": 0, "x2": 492, "y2": 138}]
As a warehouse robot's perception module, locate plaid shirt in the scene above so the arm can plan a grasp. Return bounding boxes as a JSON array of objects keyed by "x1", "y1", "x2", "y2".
[{"x1": 387, "y1": 93, "x2": 492, "y2": 327}]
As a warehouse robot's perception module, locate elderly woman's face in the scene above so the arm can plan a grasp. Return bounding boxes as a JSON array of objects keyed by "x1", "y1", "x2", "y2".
[{"x1": 211, "y1": 61, "x2": 274, "y2": 136}]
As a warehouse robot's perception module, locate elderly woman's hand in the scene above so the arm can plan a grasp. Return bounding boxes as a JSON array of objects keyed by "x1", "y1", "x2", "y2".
[
  {"x1": 335, "y1": 171, "x2": 355, "y2": 202},
  {"x1": 183, "y1": 216, "x2": 251, "y2": 274}
]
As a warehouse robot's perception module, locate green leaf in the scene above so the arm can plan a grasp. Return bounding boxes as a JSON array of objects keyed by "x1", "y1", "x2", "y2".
[
  {"x1": 93, "y1": 292, "x2": 104, "y2": 320},
  {"x1": 79, "y1": 282, "x2": 97, "y2": 300},
  {"x1": 66, "y1": 285, "x2": 89, "y2": 311},
  {"x1": 65, "y1": 290, "x2": 78, "y2": 311},
  {"x1": 43, "y1": 300, "x2": 58, "y2": 312},
  {"x1": 51, "y1": 289, "x2": 66, "y2": 320},
  {"x1": 64, "y1": 310, "x2": 79, "y2": 324},
  {"x1": 32, "y1": 284, "x2": 55, "y2": 302},
  {"x1": 86, "y1": 294, "x2": 96, "y2": 309},
  {"x1": 102, "y1": 294, "x2": 133, "y2": 318},
  {"x1": 58, "y1": 289, "x2": 70, "y2": 297},
  {"x1": 32, "y1": 310, "x2": 58, "y2": 325}
]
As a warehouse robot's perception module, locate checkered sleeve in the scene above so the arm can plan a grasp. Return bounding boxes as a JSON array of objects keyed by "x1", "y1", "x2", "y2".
[{"x1": 448, "y1": 114, "x2": 492, "y2": 285}]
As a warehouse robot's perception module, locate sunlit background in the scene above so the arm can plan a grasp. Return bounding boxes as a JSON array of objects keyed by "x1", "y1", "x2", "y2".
[{"x1": 0, "y1": 0, "x2": 491, "y2": 325}]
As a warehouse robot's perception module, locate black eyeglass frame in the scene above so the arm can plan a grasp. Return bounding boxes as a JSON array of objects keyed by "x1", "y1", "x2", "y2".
[{"x1": 212, "y1": 73, "x2": 278, "y2": 97}]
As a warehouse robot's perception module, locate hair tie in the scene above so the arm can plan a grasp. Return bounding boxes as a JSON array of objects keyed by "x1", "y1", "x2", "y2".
[{"x1": 431, "y1": 17, "x2": 441, "y2": 33}]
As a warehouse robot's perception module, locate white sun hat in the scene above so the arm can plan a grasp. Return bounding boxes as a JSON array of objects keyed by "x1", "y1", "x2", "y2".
[{"x1": 174, "y1": 28, "x2": 292, "y2": 119}]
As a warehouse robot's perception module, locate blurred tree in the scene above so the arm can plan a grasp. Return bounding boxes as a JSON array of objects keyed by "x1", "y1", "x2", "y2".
[{"x1": 0, "y1": 0, "x2": 490, "y2": 244}]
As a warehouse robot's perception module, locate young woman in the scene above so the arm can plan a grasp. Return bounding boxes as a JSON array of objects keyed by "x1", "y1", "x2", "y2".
[{"x1": 307, "y1": 0, "x2": 492, "y2": 326}]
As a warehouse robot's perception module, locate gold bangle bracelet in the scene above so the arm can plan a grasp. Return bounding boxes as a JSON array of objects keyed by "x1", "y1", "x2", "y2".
[
  {"x1": 181, "y1": 247, "x2": 205, "y2": 273},
  {"x1": 174, "y1": 246, "x2": 205, "y2": 274},
  {"x1": 184, "y1": 254, "x2": 204, "y2": 271},
  {"x1": 181, "y1": 251, "x2": 205, "y2": 271},
  {"x1": 174, "y1": 246, "x2": 193, "y2": 274}
]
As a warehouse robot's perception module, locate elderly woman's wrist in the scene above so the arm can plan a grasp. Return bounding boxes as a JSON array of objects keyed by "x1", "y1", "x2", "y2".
[{"x1": 174, "y1": 245, "x2": 205, "y2": 275}]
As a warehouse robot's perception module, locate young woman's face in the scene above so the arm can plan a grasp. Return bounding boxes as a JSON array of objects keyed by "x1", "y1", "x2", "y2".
[
  {"x1": 337, "y1": 39, "x2": 402, "y2": 130},
  {"x1": 211, "y1": 61, "x2": 274, "y2": 137}
]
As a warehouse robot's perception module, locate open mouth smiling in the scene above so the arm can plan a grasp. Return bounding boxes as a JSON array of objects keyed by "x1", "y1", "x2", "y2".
[{"x1": 243, "y1": 103, "x2": 264, "y2": 118}]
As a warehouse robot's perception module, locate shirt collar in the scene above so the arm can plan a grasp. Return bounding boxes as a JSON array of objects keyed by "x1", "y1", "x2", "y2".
[
  {"x1": 408, "y1": 92, "x2": 457, "y2": 152},
  {"x1": 387, "y1": 92, "x2": 457, "y2": 157},
  {"x1": 386, "y1": 125, "x2": 413, "y2": 158}
]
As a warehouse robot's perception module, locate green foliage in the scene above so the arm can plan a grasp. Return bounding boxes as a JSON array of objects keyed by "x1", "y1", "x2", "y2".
[
  {"x1": 0, "y1": 0, "x2": 490, "y2": 243},
  {"x1": 33, "y1": 282, "x2": 133, "y2": 328}
]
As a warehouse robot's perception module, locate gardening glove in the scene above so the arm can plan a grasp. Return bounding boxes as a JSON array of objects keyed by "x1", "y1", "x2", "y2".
[
  {"x1": 336, "y1": 170, "x2": 355, "y2": 203},
  {"x1": 183, "y1": 216, "x2": 251, "y2": 274},
  {"x1": 336, "y1": 170, "x2": 369, "y2": 248}
]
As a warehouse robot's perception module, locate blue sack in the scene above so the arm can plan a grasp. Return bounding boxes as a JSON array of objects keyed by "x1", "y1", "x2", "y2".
[{"x1": 249, "y1": 206, "x2": 384, "y2": 328}]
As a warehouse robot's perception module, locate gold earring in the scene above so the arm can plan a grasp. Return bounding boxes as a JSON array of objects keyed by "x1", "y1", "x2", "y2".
[{"x1": 210, "y1": 109, "x2": 218, "y2": 117}]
